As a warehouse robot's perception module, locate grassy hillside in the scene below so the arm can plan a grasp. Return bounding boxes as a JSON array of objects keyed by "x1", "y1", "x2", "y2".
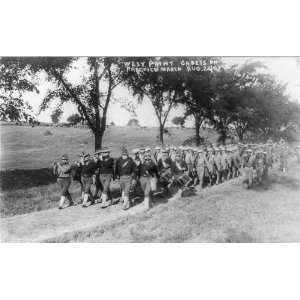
[{"x1": 0, "y1": 125, "x2": 218, "y2": 170}]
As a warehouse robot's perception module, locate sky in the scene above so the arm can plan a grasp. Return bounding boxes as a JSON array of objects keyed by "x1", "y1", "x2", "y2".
[{"x1": 23, "y1": 57, "x2": 300, "y2": 127}]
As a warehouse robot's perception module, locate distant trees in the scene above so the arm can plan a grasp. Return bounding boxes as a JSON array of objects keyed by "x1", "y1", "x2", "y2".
[
  {"x1": 172, "y1": 116, "x2": 185, "y2": 127},
  {"x1": 67, "y1": 113, "x2": 82, "y2": 125},
  {"x1": 50, "y1": 107, "x2": 63, "y2": 125},
  {"x1": 212, "y1": 62, "x2": 300, "y2": 143},
  {"x1": 127, "y1": 118, "x2": 140, "y2": 126},
  {"x1": 174, "y1": 60, "x2": 300, "y2": 144}
]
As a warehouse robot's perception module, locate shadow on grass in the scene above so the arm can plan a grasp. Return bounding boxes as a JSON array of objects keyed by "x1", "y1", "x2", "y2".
[
  {"x1": 0, "y1": 168, "x2": 56, "y2": 191},
  {"x1": 216, "y1": 229, "x2": 256, "y2": 243},
  {"x1": 251, "y1": 172, "x2": 300, "y2": 192}
]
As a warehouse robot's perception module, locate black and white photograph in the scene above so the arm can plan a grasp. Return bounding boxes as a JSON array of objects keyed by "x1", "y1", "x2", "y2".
[
  {"x1": 1, "y1": 2, "x2": 300, "y2": 300},
  {"x1": 1, "y1": 56, "x2": 300, "y2": 242}
]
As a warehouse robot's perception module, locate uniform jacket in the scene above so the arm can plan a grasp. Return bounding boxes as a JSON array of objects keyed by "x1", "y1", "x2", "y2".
[
  {"x1": 207, "y1": 154, "x2": 217, "y2": 174},
  {"x1": 55, "y1": 163, "x2": 72, "y2": 178},
  {"x1": 157, "y1": 157, "x2": 173, "y2": 174},
  {"x1": 137, "y1": 161, "x2": 159, "y2": 178},
  {"x1": 171, "y1": 160, "x2": 188, "y2": 175},
  {"x1": 115, "y1": 157, "x2": 136, "y2": 178},
  {"x1": 97, "y1": 157, "x2": 115, "y2": 175},
  {"x1": 81, "y1": 160, "x2": 98, "y2": 177}
]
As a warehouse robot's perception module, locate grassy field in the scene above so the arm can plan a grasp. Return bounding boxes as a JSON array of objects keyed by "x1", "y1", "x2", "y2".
[
  {"x1": 1, "y1": 124, "x2": 300, "y2": 243},
  {"x1": 0, "y1": 124, "x2": 217, "y2": 217},
  {"x1": 0, "y1": 124, "x2": 217, "y2": 170}
]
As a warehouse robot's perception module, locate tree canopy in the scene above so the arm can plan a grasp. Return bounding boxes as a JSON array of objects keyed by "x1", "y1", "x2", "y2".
[{"x1": 1, "y1": 56, "x2": 299, "y2": 146}]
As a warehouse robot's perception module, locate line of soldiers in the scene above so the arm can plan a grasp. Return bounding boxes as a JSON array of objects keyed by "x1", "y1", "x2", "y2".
[{"x1": 53, "y1": 138, "x2": 300, "y2": 210}]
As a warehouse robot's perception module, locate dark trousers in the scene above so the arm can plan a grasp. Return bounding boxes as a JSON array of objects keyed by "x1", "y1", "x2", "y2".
[{"x1": 57, "y1": 177, "x2": 71, "y2": 197}]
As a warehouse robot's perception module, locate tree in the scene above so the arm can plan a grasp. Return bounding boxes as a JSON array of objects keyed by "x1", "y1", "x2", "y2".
[
  {"x1": 127, "y1": 118, "x2": 140, "y2": 126},
  {"x1": 213, "y1": 61, "x2": 300, "y2": 142},
  {"x1": 0, "y1": 57, "x2": 38, "y2": 122},
  {"x1": 180, "y1": 57, "x2": 222, "y2": 146},
  {"x1": 2, "y1": 57, "x2": 127, "y2": 150},
  {"x1": 67, "y1": 113, "x2": 82, "y2": 125},
  {"x1": 172, "y1": 116, "x2": 185, "y2": 127},
  {"x1": 51, "y1": 107, "x2": 63, "y2": 124},
  {"x1": 122, "y1": 57, "x2": 185, "y2": 145}
]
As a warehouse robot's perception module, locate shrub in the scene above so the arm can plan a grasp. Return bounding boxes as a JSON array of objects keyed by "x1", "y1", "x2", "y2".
[{"x1": 44, "y1": 130, "x2": 53, "y2": 136}]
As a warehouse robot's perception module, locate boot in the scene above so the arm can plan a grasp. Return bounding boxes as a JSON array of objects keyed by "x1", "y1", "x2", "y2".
[
  {"x1": 120, "y1": 191, "x2": 125, "y2": 204},
  {"x1": 100, "y1": 193, "x2": 111, "y2": 208},
  {"x1": 58, "y1": 196, "x2": 65, "y2": 209},
  {"x1": 122, "y1": 196, "x2": 130, "y2": 210},
  {"x1": 67, "y1": 194, "x2": 74, "y2": 206},
  {"x1": 174, "y1": 188, "x2": 183, "y2": 199},
  {"x1": 143, "y1": 196, "x2": 151, "y2": 210},
  {"x1": 82, "y1": 193, "x2": 90, "y2": 207}
]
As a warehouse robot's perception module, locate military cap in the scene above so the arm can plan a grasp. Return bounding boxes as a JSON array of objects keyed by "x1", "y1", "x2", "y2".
[
  {"x1": 61, "y1": 154, "x2": 69, "y2": 160},
  {"x1": 79, "y1": 152, "x2": 85, "y2": 158},
  {"x1": 197, "y1": 149, "x2": 204, "y2": 153},
  {"x1": 145, "y1": 147, "x2": 151, "y2": 152},
  {"x1": 155, "y1": 146, "x2": 161, "y2": 150},
  {"x1": 94, "y1": 148, "x2": 101, "y2": 154},
  {"x1": 96, "y1": 147, "x2": 110, "y2": 154},
  {"x1": 121, "y1": 146, "x2": 128, "y2": 155}
]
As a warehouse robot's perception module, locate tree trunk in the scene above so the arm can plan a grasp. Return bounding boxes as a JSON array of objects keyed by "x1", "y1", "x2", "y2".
[
  {"x1": 237, "y1": 131, "x2": 244, "y2": 142},
  {"x1": 159, "y1": 123, "x2": 164, "y2": 146},
  {"x1": 195, "y1": 115, "x2": 201, "y2": 146},
  {"x1": 94, "y1": 129, "x2": 104, "y2": 151}
]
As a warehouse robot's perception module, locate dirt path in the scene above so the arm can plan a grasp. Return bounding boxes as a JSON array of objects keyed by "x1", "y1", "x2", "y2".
[
  {"x1": 0, "y1": 200, "x2": 146, "y2": 242},
  {"x1": 1, "y1": 162, "x2": 300, "y2": 242}
]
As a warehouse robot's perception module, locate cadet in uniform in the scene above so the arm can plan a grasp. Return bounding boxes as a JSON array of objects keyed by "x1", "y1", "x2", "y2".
[
  {"x1": 97, "y1": 147, "x2": 115, "y2": 208},
  {"x1": 157, "y1": 149, "x2": 173, "y2": 192},
  {"x1": 53, "y1": 154, "x2": 74, "y2": 209},
  {"x1": 153, "y1": 146, "x2": 162, "y2": 164},
  {"x1": 169, "y1": 146, "x2": 177, "y2": 162},
  {"x1": 194, "y1": 149, "x2": 207, "y2": 189},
  {"x1": 81, "y1": 153, "x2": 98, "y2": 207},
  {"x1": 136, "y1": 153, "x2": 159, "y2": 210},
  {"x1": 115, "y1": 147, "x2": 136, "y2": 210},
  {"x1": 221, "y1": 147, "x2": 229, "y2": 181},
  {"x1": 208, "y1": 148, "x2": 218, "y2": 186},
  {"x1": 214, "y1": 147, "x2": 223, "y2": 184},
  {"x1": 170, "y1": 152, "x2": 190, "y2": 198}
]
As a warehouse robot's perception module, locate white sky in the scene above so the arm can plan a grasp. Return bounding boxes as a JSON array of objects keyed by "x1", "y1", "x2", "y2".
[{"x1": 23, "y1": 57, "x2": 300, "y2": 127}]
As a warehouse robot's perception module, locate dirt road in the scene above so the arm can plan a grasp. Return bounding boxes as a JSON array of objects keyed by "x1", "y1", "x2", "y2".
[
  {"x1": 1, "y1": 163, "x2": 300, "y2": 242},
  {"x1": 0, "y1": 200, "x2": 146, "y2": 242}
]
